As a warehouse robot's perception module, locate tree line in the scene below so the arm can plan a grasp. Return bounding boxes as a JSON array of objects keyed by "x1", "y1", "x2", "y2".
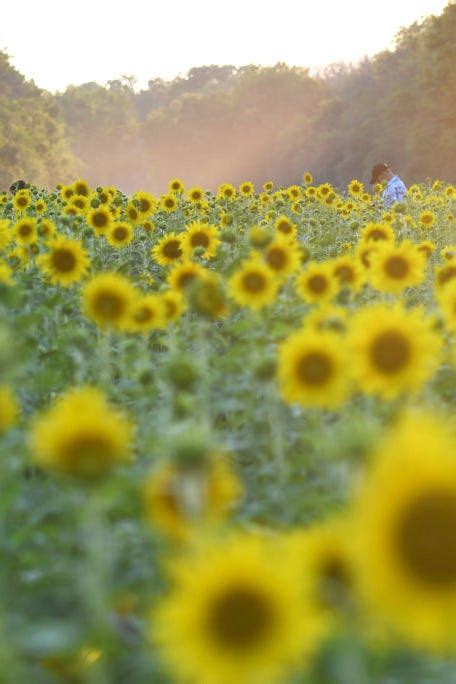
[{"x1": 1, "y1": 2, "x2": 454, "y2": 192}]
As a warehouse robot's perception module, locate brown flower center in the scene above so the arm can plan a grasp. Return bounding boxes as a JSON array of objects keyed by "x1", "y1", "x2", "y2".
[
  {"x1": 162, "y1": 239, "x2": 182, "y2": 259},
  {"x1": 297, "y1": 352, "x2": 333, "y2": 385},
  {"x1": 206, "y1": 586, "x2": 275, "y2": 650},
  {"x1": 242, "y1": 272, "x2": 266, "y2": 293},
  {"x1": 370, "y1": 330, "x2": 411, "y2": 374},
  {"x1": 384, "y1": 256, "x2": 409, "y2": 279},
  {"x1": 190, "y1": 231, "x2": 210, "y2": 248},
  {"x1": 307, "y1": 274, "x2": 328, "y2": 294},
  {"x1": 266, "y1": 247, "x2": 287, "y2": 271},
  {"x1": 51, "y1": 248, "x2": 76, "y2": 272},
  {"x1": 396, "y1": 489, "x2": 456, "y2": 587}
]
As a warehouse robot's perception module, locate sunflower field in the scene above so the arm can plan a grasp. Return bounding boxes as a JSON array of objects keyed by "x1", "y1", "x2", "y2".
[{"x1": 0, "y1": 175, "x2": 455, "y2": 683}]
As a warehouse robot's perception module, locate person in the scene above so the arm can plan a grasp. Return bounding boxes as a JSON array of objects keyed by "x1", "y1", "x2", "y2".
[{"x1": 370, "y1": 163, "x2": 407, "y2": 207}]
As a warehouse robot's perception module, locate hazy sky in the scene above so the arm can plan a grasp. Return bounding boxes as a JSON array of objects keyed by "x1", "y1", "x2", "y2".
[{"x1": 1, "y1": 0, "x2": 449, "y2": 92}]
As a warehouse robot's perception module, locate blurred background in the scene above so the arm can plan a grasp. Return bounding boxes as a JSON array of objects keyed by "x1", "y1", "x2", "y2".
[{"x1": 0, "y1": 0, "x2": 454, "y2": 191}]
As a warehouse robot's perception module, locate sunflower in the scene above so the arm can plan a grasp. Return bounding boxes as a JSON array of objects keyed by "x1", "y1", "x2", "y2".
[
  {"x1": 0, "y1": 220, "x2": 12, "y2": 250},
  {"x1": 287, "y1": 185, "x2": 302, "y2": 200},
  {"x1": 12, "y1": 190, "x2": 31, "y2": 212},
  {"x1": 144, "y1": 454, "x2": 242, "y2": 541},
  {"x1": 331, "y1": 256, "x2": 364, "y2": 291},
  {"x1": 151, "y1": 232, "x2": 184, "y2": 266},
  {"x1": 152, "y1": 534, "x2": 322, "y2": 684},
  {"x1": 161, "y1": 290, "x2": 186, "y2": 323},
  {"x1": 355, "y1": 242, "x2": 379, "y2": 270},
  {"x1": 38, "y1": 236, "x2": 90, "y2": 287},
  {"x1": 128, "y1": 294, "x2": 165, "y2": 333},
  {"x1": 107, "y1": 222, "x2": 134, "y2": 248},
  {"x1": 263, "y1": 181, "x2": 274, "y2": 192},
  {"x1": 437, "y1": 280, "x2": 456, "y2": 332},
  {"x1": 263, "y1": 237, "x2": 300, "y2": 277},
  {"x1": 37, "y1": 219, "x2": 57, "y2": 240},
  {"x1": 287, "y1": 519, "x2": 358, "y2": 624},
  {"x1": 29, "y1": 386, "x2": 132, "y2": 479},
  {"x1": 305, "y1": 186, "x2": 317, "y2": 199},
  {"x1": 417, "y1": 240, "x2": 436, "y2": 259},
  {"x1": 72, "y1": 178, "x2": 90, "y2": 197},
  {"x1": 0, "y1": 385, "x2": 19, "y2": 433},
  {"x1": 359, "y1": 222, "x2": 394, "y2": 244},
  {"x1": 347, "y1": 303, "x2": 441, "y2": 398},
  {"x1": 87, "y1": 207, "x2": 113, "y2": 235},
  {"x1": 348, "y1": 179, "x2": 364, "y2": 197},
  {"x1": 217, "y1": 183, "x2": 237, "y2": 201},
  {"x1": 274, "y1": 215, "x2": 297, "y2": 240},
  {"x1": 239, "y1": 181, "x2": 254, "y2": 197},
  {"x1": 228, "y1": 258, "x2": 278, "y2": 310},
  {"x1": 13, "y1": 217, "x2": 37, "y2": 245},
  {"x1": 188, "y1": 187, "x2": 205, "y2": 203},
  {"x1": 167, "y1": 260, "x2": 205, "y2": 293},
  {"x1": 441, "y1": 245, "x2": 456, "y2": 261},
  {"x1": 82, "y1": 272, "x2": 137, "y2": 330},
  {"x1": 369, "y1": 240, "x2": 426, "y2": 294},
  {"x1": 304, "y1": 305, "x2": 348, "y2": 334},
  {"x1": 303, "y1": 172, "x2": 313, "y2": 185},
  {"x1": 169, "y1": 178, "x2": 184, "y2": 194},
  {"x1": 181, "y1": 221, "x2": 220, "y2": 259},
  {"x1": 34, "y1": 198, "x2": 47, "y2": 214},
  {"x1": 354, "y1": 413, "x2": 456, "y2": 651},
  {"x1": 189, "y1": 273, "x2": 228, "y2": 319},
  {"x1": 317, "y1": 183, "x2": 333, "y2": 199},
  {"x1": 60, "y1": 185, "x2": 74, "y2": 201},
  {"x1": 296, "y1": 261, "x2": 338, "y2": 304},
  {"x1": 419, "y1": 211, "x2": 436, "y2": 229},
  {"x1": 435, "y1": 263, "x2": 456, "y2": 291},
  {"x1": 133, "y1": 191, "x2": 157, "y2": 216},
  {"x1": 278, "y1": 329, "x2": 350, "y2": 408},
  {"x1": 69, "y1": 195, "x2": 90, "y2": 214},
  {"x1": 0, "y1": 262, "x2": 13, "y2": 285}
]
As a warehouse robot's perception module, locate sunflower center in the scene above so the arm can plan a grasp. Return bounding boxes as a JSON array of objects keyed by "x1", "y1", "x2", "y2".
[
  {"x1": 368, "y1": 229, "x2": 387, "y2": 241},
  {"x1": 94, "y1": 291, "x2": 125, "y2": 318},
  {"x1": 177, "y1": 271, "x2": 197, "y2": 289},
  {"x1": 51, "y1": 248, "x2": 76, "y2": 272},
  {"x1": 297, "y1": 352, "x2": 332, "y2": 385},
  {"x1": 113, "y1": 227, "x2": 128, "y2": 241},
  {"x1": 277, "y1": 221, "x2": 291, "y2": 234},
  {"x1": 267, "y1": 247, "x2": 287, "y2": 270},
  {"x1": 242, "y1": 272, "x2": 266, "y2": 293},
  {"x1": 18, "y1": 224, "x2": 32, "y2": 236},
  {"x1": 191, "y1": 192, "x2": 202, "y2": 201},
  {"x1": 190, "y1": 231, "x2": 210, "y2": 248},
  {"x1": 134, "y1": 305, "x2": 154, "y2": 323},
  {"x1": 207, "y1": 585, "x2": 274, "y2": 650},
  {"x1": 384, "y1": 256, "x2": 409, "y2": 279},
  {"x1": 165, "y1": 198, "x2": 175, "y2": 208},
  {"x1": 63, "y1": 433, "x2": 114, "y2": 475},
  {"x1": 307, "y1": 274, "x2": 328, "y2": 294},
  {"x1": 163, "y1": 240, "x2": 182, "y2": 259},
  {"x1": 370, "y1": 330, "x2": 411, "y2": 374},
  {"x1": 438, "y1": 266, "x2": 456, "y2": 286},
  {"x1": 335, "y1": 265, "x2": 354, "y2": 283},
  {"x1": 93, "y1": 212, "x2": 108, "y2": 228},
  {"x1": 396, "y1": 489, "x2": 456, "y2": 587},
  {"x1": 139, "y1": 199, "x2": 151, "y2": 213}
]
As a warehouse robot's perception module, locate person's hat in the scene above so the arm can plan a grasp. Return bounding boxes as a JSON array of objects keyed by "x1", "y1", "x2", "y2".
[{"x1": 370, "y1": 163, "x2": 389, "y2": 185}]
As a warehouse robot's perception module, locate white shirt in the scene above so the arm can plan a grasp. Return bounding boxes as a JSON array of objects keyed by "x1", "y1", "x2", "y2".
[{"x1": 382, "y1": 175, "x2": 407, "y2": 207}]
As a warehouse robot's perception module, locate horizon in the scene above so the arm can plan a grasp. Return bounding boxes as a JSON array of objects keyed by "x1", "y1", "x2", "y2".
[{"x1": 1, "y1": 0, "x2": 449, "y2": 93}]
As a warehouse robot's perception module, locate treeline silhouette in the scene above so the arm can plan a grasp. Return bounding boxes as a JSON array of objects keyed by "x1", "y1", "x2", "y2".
[{"x1": 1, "y1": 2, "x2": 454, "y2": 192}]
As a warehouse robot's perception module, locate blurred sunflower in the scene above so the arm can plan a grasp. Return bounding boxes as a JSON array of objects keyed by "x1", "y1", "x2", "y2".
[
  {"x1": 296, "y1": 261, "x2": 338, "y2": 304},
  {"x1": 419, "y1": 211, "x2": 436, "y2": 229},
  {"x1": 87, "y1": 207, "x2": 112, "y2": 235},
  {"x1": 369, "y1": 240, "x2": 426, "y2": 293},
  {"x1": 72, "y1": 178, "x2": 90, "y2": 197},
  {"x1": 13, "y1": 217, "x2": 37, "y2": 245},
  {"x1": 348, "y1": 179, "x2": 364, "y2": 197},
  {"x1": 152, "y1": 534, "x2": 322, "y2": 684},
  {"x1": 181, "y1": 221, "x2": 220, "y2": 259},
  {"x1": 239, "y1": 181, "x2": 255, "y2": 197},
  {"x1": 348, "y1": 303, "x2": 440, "y2": 398},
  {"x1": 263, "y1": 237, "x2": 300, "y2": 277},
  {"x1": 167, "y1": 260, "x2": 205, "y2": 293},
  {"x1": 30, "y1": 386, "x2": 132, "y2": 479},
  {"x1": 188, "y1": 187, "x2": 205, "y2": 203},
  {"x1": 169, "y1": 178, "x2": 184, "y2": 194},
  {"x1": 217, "y1": 183, "x2": 237, "y2": 201},
  {"x1": 360, "y1": 222, "x2": 395, "y2": 244},
  {"x1": 133, "y1": 191, "x2": 157, "y2": 216},
  {"x1": 228, "y1": 258, "x2": 278, "y2": 310},
  {"x1": 303, "y1": 172, "x2": 313, "y2": 185},
  {"x1": 278, "y1": 329, "x2": 350, "y2": 407},
  {"x1": 354, "y1": 413, "x2": 456, "y2": 651},
  {"x1": 160, "y1": 194, "x2": 178, "y2": 213},
  {"x1": 331, "y1": 256, "x2": 364, "y2": 291},
  {"x1": 274, "y1": 215, "x2": 297, "y2": 240},
  {"x1": 38, "y1": 235, "x2": 90, "y2": 287},
  {"x1": 107, "y1": 222, "x2": 134, "y2": 248},
  {"x1": 152, "y1": 232, "x2": 184, "y2": 266},
  {"x1": 12, "y1": 190, "x2": 31, "y2": 212},
  {"x1": 128, "y1": 294, "x2": 165, "y2": 333},
  {"x1": 82, "y1": 272, "x2": 137, "y2": 330},
  {"x1": 161, "y1": 290, "x2": 186, "y2": 323}
]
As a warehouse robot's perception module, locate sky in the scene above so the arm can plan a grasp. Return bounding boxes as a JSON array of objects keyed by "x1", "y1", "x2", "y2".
[{"x1": 0, "y1": 0, "x2": 450, "y2": 92}]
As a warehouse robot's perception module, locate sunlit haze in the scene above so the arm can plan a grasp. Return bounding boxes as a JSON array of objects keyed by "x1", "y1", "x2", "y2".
[{"x1": 1, "y1": 0, "x2": 449, "y2": 92}]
